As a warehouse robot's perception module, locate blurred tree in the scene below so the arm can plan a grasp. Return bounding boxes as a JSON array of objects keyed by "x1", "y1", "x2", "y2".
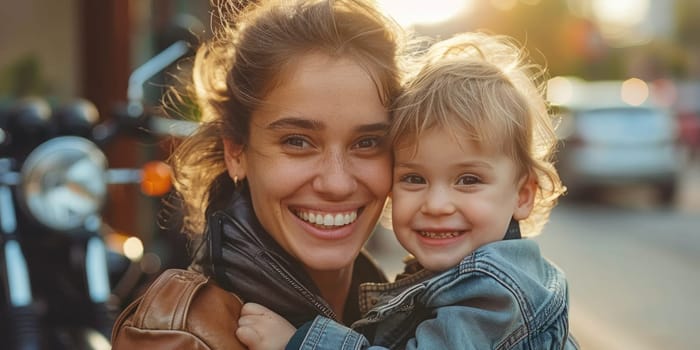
[
  {"x1": 0, "y1": 54, "x2": 49, "y2": 97},
  {"x1": 675, "y1": 0, "x2": 700, "y2": 78}
]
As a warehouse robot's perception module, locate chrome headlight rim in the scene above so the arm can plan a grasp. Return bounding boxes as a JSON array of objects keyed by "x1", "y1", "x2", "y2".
[{"x1": 19, "y1": 136, "x2": 108, "y2": 232}]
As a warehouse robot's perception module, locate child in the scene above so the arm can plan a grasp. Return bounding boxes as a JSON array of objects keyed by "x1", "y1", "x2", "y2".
[{"x1": 235, "y1": 32, "x2": 578, "y2": 350}]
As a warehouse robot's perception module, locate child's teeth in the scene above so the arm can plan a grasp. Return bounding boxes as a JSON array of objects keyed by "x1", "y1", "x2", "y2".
[{"x1": 420, "y1": 231, "x2": 461, "y2": 238}]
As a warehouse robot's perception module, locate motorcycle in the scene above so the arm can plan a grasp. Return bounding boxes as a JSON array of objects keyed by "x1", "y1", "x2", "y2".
[{"x1": 0, "y1": 40, "x2": 191, "y2": 350}]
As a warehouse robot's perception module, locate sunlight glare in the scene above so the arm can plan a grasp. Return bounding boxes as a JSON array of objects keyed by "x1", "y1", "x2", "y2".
[
  {"x1": 377, "y1": 0, "x2": 474, "y2": 27},
  {"x1": 491, "y1": 0, "x2": 518, "y2": 11},
  {"x1": 592, "y1": 0, "x2": 649, "y2": 27}
]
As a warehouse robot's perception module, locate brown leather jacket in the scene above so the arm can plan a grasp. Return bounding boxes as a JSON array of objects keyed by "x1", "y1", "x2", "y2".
[
  {"x1": 111, "y1": 187, "x2": 387, "y2": 349},
  {"x1": 111, "y1": 268, "x2": 246, "y2": 349}
]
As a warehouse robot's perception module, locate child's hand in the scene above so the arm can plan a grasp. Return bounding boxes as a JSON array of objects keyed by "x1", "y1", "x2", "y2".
[{"x1": 236, "y1": 302, "x2": 296, "y2": 350}]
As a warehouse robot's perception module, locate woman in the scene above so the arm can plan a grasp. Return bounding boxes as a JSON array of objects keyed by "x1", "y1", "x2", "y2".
[{"x1": 111, "y1": 0, "x2": 404, "y2": 348}]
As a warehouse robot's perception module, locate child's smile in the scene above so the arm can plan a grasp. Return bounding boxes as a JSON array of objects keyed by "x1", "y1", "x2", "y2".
[{"x1": 391, "y1": 125, "x2": 535, "y2": 272}]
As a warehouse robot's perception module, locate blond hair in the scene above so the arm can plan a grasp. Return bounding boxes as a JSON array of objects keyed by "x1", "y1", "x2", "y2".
[
  {"x1": 390, "y1": 32, "x2": 564, "y2": 236},
  {"x1": 169, "y1": 0, "x2": 405, "y2": 235}
]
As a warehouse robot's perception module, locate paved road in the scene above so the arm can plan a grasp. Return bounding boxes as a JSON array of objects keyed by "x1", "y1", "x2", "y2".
[
  {"x1": 535, "y1": 202, "x2": 700, "y2": 350},
  {"x1": 367, "y1": 160, "x2": 700, "y2": 349}
]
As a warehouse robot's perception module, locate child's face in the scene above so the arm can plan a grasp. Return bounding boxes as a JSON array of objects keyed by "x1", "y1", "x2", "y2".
[{"x1": 391, "y1": 126, "x2": 535, "y2": 272}]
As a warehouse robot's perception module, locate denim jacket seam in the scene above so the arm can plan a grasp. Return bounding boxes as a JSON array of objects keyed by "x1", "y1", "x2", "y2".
[
  {"x1": 460, "y1": 266, "x2": 533, "y2": 349},
  {"x1": 457, "y1": 253, "x2": 544, "y2": 348},
  {"x1": 304, "y1": 317, "x2": 329, "y2": 350},
  {"x1": 464, "y1": 257, "x2": 569, "y2": 349}
]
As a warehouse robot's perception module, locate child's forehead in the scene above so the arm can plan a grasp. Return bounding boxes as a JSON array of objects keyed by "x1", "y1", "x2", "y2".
[{"x1": 394, "y1": 125, "x2": 505, "y2": 157}]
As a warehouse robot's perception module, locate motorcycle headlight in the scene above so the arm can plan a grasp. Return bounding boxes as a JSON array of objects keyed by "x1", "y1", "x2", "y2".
[{"x1": 20, "y1": 136, "x2": 108, "y2": 232}]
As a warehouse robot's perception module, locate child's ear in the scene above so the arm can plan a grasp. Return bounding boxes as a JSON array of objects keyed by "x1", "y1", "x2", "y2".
[
  {"x1": 513, "y1": 173, "x2": 537, "y2": 221},
  {"x1": 223, "y1": 139, "x2": 247, "y2": 182}
]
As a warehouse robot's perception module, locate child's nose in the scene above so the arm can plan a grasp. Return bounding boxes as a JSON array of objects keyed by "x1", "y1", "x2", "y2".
[{"x1": 420, "y1": 186, "x2": 456, "y2": 216}]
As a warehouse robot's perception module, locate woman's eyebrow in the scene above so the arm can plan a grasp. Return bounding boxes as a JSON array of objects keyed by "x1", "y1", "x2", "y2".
[
  {"x1": 266, "y1": 118, "x2": 389, "y2": 133},
  {"x1": 266, "y1": 117, "x2": 323, "y2": 130},
  {"x1": 356, "y1": 122, "x2": 390, "y2": 133}
]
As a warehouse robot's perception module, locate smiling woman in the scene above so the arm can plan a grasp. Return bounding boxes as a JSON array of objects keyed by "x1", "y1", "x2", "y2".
[{"x1": 110, "y1": 1, "x2": 405, "y2": 349}]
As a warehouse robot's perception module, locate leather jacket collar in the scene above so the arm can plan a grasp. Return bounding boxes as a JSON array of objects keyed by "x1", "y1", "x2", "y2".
[{"x1": 191, "y1": 185, "x2": 387, "y2": 327}]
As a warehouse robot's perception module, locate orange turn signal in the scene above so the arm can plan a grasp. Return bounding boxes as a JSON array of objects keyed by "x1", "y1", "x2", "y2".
[{"x1": 140, "y1": 161, "x2": 172, "y2": 196}]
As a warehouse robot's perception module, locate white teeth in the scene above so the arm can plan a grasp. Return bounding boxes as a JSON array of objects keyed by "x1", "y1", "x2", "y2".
[
  {"x1": 295, "y1": 209, "x2": 359, "y2": 227},
  {"x1": 419, "y1": 231, "x2": 461, "y2": 239},
  {"x1": 323, "y1": 214, "x2": 333, "y2": 226}
]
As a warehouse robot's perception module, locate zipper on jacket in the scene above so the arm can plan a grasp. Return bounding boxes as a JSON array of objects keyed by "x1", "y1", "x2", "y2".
[{"x1": 260, "y1": 253, "x2": 338, "y2": 321}]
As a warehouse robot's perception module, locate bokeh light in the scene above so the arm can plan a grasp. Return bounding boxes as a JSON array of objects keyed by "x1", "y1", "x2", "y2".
[
  {"x1": 591, "y1": 0, "x2": 651, "y2": 46},
  {"x1": 123, "y1": 236, "x2": 144, "y2": 261},
  {"x1": 621, "y1": 78, "x2": 649, "y2": 106},
  {"x1": 547, "y1": 76, "x2": 575, "y2": 106}
]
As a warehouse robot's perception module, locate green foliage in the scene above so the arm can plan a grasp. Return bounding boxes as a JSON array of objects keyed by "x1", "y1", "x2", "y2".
[{"x1": 0, "y1": 54, "x2": 49, "y2": 97}]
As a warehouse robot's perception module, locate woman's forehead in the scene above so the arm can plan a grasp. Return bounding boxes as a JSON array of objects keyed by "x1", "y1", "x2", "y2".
[{"x1": 249, "y1": 54, "x2": 388, "y2": 131}]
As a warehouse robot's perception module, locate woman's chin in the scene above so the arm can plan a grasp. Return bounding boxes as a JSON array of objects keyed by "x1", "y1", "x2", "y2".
[{"x1": 299, "y1": 249, "x2": 359, "y2": 273}]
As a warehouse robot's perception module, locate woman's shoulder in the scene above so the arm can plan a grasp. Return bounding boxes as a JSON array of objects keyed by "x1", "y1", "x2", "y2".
[{"x1": 111, "y1": 268, "x2": 246, "y2": 350}]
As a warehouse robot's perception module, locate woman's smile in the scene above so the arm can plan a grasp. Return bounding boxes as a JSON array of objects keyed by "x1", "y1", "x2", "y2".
[
  {"x1": 292, "y1": 208, "x2": 360, "y2": 227},
  {"x1": 229, "y1": 52, "x2": 392, "y2": 271}
]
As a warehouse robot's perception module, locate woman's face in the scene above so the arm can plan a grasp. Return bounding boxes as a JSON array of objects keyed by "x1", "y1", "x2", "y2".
[{"x1": 227, "y1": 53, "x2": 392, "y2": 273}]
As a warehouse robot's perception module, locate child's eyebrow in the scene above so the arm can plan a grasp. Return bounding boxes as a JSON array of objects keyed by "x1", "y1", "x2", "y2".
[{"x1": 456, "y1": 161, "x2": 494, "y2": 169}]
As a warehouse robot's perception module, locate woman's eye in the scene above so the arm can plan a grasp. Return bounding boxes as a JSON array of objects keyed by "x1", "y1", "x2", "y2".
[
  {"x1": 456, "y1": 175, "x2": 480, "y2": 185},
  {"x1": 400, "y1": 174, "x2": 425, "y2": 184},
  {"x1": 353, "y1": 136, "x2": 382, "y2": 150},
  {"x1": 282, "y1": 135, "x2": 311, "y2": 149}
]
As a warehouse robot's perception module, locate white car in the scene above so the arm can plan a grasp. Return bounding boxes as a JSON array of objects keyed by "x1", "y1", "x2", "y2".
[{"x1": 555, "y1": 105, "x2": 684, "y2": 204}]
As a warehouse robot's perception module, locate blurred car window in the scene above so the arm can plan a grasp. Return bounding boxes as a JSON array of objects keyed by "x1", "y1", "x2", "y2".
[
  {"x1": 556, "y1": 103, "x2": 684, "y2": 204},
  {"x1": 576, "y1": 107, "x2": 676, "y2": 144}
]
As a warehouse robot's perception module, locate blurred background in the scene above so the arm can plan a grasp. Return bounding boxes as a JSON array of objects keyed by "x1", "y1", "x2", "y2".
[{"x1": 1, "y1": 0, "x2": 698, "y2": 349}]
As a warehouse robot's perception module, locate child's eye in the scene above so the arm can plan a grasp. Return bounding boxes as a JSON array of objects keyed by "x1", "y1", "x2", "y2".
[
  {"x1": 400, "y1": 174, "x2": 426, "y2": 184},
  {"x1": 282, "y1": 135, "x2": 312, "y2": 149},
  {"x1": 456, "y1": 175, "x2": 480, "y2": 185}
]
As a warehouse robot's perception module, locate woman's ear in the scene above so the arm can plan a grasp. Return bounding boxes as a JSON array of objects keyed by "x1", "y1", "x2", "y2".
[
  {"x1": 223, "y1": 139, "x2": 247, "y2": 182},
  {"x1": 513, "y1": 173, "x2": 537, "y2": 221}
]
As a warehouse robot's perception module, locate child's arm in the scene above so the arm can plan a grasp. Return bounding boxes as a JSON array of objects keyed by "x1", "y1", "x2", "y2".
[
  {"x1": 236, "y1": 303, "x2": 386, "y2": 350},
  {"x1": 236, "y1": 302, "x2": 296, "y2": 350},
  {"x1": 238, "y1": 303, "x2": 519, "y2": 350}
]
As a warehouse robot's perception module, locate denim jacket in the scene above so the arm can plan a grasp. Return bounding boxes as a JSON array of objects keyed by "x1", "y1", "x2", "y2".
[{"x1": 289, "y1": 239, "x2": 579, "y2": 350}]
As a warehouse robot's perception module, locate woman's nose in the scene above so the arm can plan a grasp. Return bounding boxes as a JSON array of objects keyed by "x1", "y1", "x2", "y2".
[
  {"x1": 421, "y1": 186, "x2": 456, "y2": 216},
  {"x1": 311, "y1": 150, "x2": 357, "y2": 199}
]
